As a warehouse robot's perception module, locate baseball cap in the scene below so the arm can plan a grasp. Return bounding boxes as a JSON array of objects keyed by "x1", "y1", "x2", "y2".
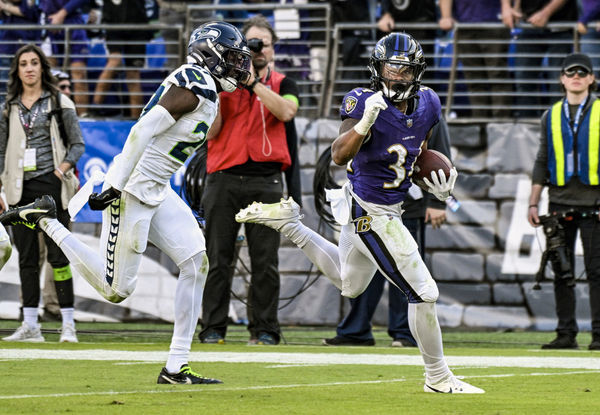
[
  {"x1": 561, "y1": 53, "x2": 593, "y2": 73},
  {"x1": 51, "y1": 69, "x2": 70, "y2": 81}
]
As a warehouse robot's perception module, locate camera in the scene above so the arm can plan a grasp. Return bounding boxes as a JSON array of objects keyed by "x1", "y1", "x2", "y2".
[
  {"x1": 533, "y1": 212, "x2": 574, "y2": 290},
  {"x1": 247, "y1": 38, "x2": 264, "y2": 53}
]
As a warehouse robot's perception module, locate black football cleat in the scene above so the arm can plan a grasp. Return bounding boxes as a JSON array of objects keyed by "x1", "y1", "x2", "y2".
[
  {"x1": 157, "y1": 365, "x2": 222, "y2": 385},
  {"x1": 0, "y1": 195, "x2": 56, "y2": 229}
]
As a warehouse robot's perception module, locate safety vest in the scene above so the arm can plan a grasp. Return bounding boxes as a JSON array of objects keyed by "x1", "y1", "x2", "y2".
[
  {"x1": 206, "y1": 70, "x2": 291, "y2": 174},
  {"x1": 547, "y1": 98, "x2": 600, "y2": 186}
]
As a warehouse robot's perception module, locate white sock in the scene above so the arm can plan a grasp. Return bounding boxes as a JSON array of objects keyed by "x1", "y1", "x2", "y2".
[
  {"x1": 280, "y1": 222, "x2": 343, "y2": 290},
  {"x1": 60, "y1": 307, "x2": 75, "y2": 326},
  {"x1": 23, "y1": 307, "x2": 39, "y2": 328},
  {"x1": 39, "y1": 218, "x2": 71, "y2": 246},
  {"x1": 408, "y1": 302, "x2": 452, "y2": 384},
  {"x1": 166, "y1": 252, "x2": 207, "y2": 373}
]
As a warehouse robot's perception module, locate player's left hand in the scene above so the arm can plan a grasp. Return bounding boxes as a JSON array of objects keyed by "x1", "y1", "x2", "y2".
[
  {"x1": 89, "y1": 187, "x2": 121, "y2": 211},
  {"x1": 423, "y1": 167, "x2": 457, "y2": 201}
]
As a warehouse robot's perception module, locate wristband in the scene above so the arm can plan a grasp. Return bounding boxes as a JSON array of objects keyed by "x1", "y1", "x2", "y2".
[
  {"x1": 55, "y1": 168, "x2": 64, "y2": 179},
  {"x1": 248, "y1": 78, "x2": 259, "y2": 91}
]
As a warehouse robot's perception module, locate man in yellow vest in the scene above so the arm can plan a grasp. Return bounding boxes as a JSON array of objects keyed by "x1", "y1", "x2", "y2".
[{"x1": 528, "y1": 53, "x2": 600, "y2": 350}]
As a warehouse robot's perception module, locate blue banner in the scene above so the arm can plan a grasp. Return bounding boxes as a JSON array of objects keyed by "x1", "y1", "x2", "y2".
[{"x1": 74, "y1": 120, "x2": 185, "y2": 222}]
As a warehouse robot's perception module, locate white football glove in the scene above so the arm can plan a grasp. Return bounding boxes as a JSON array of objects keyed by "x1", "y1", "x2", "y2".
[
  {"x1": 423, "y1": 167, "x2": 458, "y2": 201},
  {"x1": 353, "y1": 91, "x2": 388, "y2": 136}
]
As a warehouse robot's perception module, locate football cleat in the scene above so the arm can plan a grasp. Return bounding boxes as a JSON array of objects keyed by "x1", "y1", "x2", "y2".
[
  {"x1": 2, "y1": 322, "x2": 45, "y2": 342},
  {"x1": 0, "y1": 195, "x2": 56, "y2": 229},
  {"x1": 59, "y1": 323, "x2": 79, "y2": 343},
  {"x1": 424, "y1": 376, "x2": 485, "y2": 394},
  {"x1": 157, "y1": 365, "x2": 223, "y2": 385},
  {"x1": 235, "y1": 198, "x2": 302, "y2": 231}
]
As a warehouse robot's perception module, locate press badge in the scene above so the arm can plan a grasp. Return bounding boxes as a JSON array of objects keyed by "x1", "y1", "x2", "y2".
[{"x1": 23, "y1": 148, "x2": 37, "y2": 172}]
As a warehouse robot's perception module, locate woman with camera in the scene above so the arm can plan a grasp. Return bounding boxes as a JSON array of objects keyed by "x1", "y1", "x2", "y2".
[{"x1": 528, "y1": 52, "x2": 600, "y2": 351}]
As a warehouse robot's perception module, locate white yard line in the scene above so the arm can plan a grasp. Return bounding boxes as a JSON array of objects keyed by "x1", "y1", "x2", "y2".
[{"x1": 1, "y1": 349, "x2": 600, "y2": 369}]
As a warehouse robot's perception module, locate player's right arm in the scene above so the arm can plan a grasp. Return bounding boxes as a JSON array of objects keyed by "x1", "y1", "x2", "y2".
[
  {"x1": 332, "y1": 91, "x2": 387, "y2": 165},
  {"x1": 91, "y1": 86, "x2": 199, "y2": 210}
]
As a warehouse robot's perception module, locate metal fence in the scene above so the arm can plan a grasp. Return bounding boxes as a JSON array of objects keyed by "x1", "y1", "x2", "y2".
[{"x1": 0, "y1": 15, "x2": 597, "y2": 121}]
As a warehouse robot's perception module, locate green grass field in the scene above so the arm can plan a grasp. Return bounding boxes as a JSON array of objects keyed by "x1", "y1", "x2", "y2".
[{"x1": 1, "y1": 321, "x2": 599, "y2": 415}]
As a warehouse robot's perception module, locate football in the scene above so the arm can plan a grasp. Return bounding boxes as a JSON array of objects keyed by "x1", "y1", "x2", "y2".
[{"x1": 412, "y1": 149, "x2": 453, "y2": 191}]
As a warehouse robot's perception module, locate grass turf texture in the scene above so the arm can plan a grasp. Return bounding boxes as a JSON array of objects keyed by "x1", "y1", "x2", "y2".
[{"x1": 0, "y1": 321, "x2": 598, "y2": 415}]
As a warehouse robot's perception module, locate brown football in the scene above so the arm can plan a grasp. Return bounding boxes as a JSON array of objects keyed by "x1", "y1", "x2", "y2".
[{"x1": 412, "y1": 149, "x2": 453, "y2": 191}]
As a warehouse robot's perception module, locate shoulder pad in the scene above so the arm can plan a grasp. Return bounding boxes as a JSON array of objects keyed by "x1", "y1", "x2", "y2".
[{"x1": 170, "y1": 64, "x2": 218, "y2": 103}]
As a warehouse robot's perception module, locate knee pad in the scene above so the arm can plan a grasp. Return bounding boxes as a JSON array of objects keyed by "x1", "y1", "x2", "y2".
[
  {"x1": 180, "y1": 251, "x2": 209, "y2": 283},
  {"x1": 419, "y1": 279, "x2": 439, "y2": 303},
  {"x1": 129, "y1": 219, "x2": 150, "y2": 254},
  {"x1": 0, "y1": 239, "x2": 12, "y2": 271}
]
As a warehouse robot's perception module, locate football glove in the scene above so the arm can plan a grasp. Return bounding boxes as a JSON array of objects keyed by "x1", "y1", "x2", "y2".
[
  {"x1": 423, "y1": 167, "x2": 458, "y2": 202},
  {"x1": 354, "y1": 91, "x2": 388, "y2": 136},
  {"x1": 88, "y1": 187, "x2": 121, "y2": 211}
]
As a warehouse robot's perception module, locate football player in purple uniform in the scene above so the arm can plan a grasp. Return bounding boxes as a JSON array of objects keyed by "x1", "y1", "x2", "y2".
[{"x1": 236, "y1": 32, "x2": 484, "y2": 394}]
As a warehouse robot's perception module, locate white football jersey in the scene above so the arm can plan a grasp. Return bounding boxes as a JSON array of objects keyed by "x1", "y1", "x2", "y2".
[{"x1": 121, "y1": 64, "x2": 218, "y2": 205}]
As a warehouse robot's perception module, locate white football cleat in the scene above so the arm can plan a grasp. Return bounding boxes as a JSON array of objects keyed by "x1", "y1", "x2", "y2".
[
  {"x1": 59, "y1": 323, "x2": 79, "y2": 343},
  {"x1": 235, "y1": 198, "x2": 303, "y2": 231},
  {"x1": 424, "y1": 376, "x2": 485, "y2": 394},
  {"x1": 2, "y1": 322, "x2": 45, "y2": 342}
]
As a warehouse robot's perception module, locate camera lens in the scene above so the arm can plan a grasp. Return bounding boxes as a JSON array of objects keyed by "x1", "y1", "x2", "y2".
[{"x1": 248, "y1": 38, "x2": 264, "y2": 53}]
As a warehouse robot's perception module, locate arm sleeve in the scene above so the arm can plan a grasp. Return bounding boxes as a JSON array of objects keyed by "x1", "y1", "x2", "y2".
[
  {"x1": 104, "y1": 104, "x2": 176, "y2": 191},
  {"x1": 532, "y1": 111, "x2": 550, "y2": 185},
  {"x1": 60, "y1": 107, "x2": 85, "y2": 167}
]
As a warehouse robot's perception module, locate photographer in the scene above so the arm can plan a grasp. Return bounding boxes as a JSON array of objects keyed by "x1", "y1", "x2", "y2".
[{"x1": 528, "y1": 53, "x2": 600, "y2": 351}]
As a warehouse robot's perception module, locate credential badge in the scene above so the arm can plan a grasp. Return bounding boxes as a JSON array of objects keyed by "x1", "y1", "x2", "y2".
[{"x1": 345, "y1": 96, "x2": 358, "y2": 113}]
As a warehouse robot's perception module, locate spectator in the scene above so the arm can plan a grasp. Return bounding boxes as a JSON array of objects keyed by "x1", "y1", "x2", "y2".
[
  {"x1": 528, "y1": 52, "x2": 600, "y2": 351},
  {"x1": 158, "y1": 0, "x2": 213, "y2": 70},
  {"x1": 91, "y1": 0, "x2": 153, "y2": 119},
  {"x1": 199, "y1": 15, "x2": 301, "y2": 346},
  {"x1": 501, "y1": 0, "x2": 577, "y2": 118},
  {"x1": 577, "y1": 0, "x2": 600, "y2": 74},
  {"x1": 40, "y1": 68, "x2": 73, "y2": 321},
  {"x1": 0, "y1": 0, "x2": 41, "y2": 104},
  {"x1": 438, "y1": 0, "x2": 511, "y2": 118},
  {"x1": 39, "y1": 0, "x2": 91, "y2": 116},
  {"x1": 322, "y1": 118, "x2": 451, "y2": 347},
  {"x1": 377, "y1": 0, "x2": 437, "y2": 67},
  {"x1": 0, "y1": 44, "x2": 84, "y2": 343},
  {"x1": 237, "y1": 32, "x2": 484, "y2": 394}
]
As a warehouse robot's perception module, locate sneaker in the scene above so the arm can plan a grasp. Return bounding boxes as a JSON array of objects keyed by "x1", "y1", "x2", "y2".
[
  {"x1": 200, "y1": 331, "x2": 225, "y2": 344},
  {"x1": 424, "y1": 376, "x2": 485, "y2": 394},
  {"x1": 541, "y1": 335, "x2": 578, "y2": 349},
  {"x1": 391, "y1": 338, "x2": 417, "y2": 347},
  {"x1": 0, "y1": 195, "x2": 56, "y2": 229},
  {"x1": 255, "y1": 333, "x2": 277, "y2": 345},
  {"x1": 59, "y1": 323, "x2": 78, "y2": 343},
  {"x1": 589, "y1": 336, "x2": 600, "y2": 350},
  {"x1": 157, "y1": 365, "x2": 222, "y2": 385},
  {"x1": 322, "y1": 336, "x2": 375, "y2": 346},
  {"x1": 2, "y1": 322, "x2": 45, "y2": 342},
  {"x1": 235, "y1": 198, "x2": 303, "y2": 231}
]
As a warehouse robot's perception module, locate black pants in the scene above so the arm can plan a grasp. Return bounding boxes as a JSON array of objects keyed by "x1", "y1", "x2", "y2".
[
  {"x1": 200, "y1": 171, "x2": 283, "y2": 342},
  {"x1": 11, "y1": 172, "x2": 73, "y2": 308},
  {"x1": 548, "y1": 203, "x2": 600, "y2": 339}
]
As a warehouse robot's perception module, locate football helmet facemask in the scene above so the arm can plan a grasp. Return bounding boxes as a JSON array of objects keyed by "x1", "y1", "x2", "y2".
[
  {"x1": 369, "y1": 32, "x2": 426, "y2": 103},
  {"x1": 188, "y1": 21, "x2": 251, "y2": 92}
]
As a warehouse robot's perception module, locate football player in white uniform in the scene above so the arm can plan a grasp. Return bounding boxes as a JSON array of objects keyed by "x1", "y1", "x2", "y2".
[{"x1": 0, "y1": 21, "x2": 252, "y2": 384}]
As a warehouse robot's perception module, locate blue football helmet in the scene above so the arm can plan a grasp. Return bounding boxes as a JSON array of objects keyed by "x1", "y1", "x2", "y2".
[
  {"x1": 369, "y1": 32, "x2": 426, "y2": 103},
  {"x1": 188, "y1": 21, "x2": 251, "y2": 92}
]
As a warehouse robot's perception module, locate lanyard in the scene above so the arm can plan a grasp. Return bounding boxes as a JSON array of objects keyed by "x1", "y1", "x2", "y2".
[
  {"x1": 18, "y1": 102, "x2": 41, "y2": 140},
  {"x1": 562, "y1": 96, "x2": 588, "y2": 135}
]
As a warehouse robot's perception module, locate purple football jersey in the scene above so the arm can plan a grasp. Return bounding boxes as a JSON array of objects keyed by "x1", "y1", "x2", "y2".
[{"x1": 339, "y1": 87, "x2": 441, "y2": 205}]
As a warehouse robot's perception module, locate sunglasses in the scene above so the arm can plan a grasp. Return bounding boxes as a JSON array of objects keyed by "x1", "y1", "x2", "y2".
[
  {"x1": 563, "y1": 68, "x2": 591, "y2": 78},
  {"x1": 58, "y1": 84, "x2": 71, "y2": 90}
]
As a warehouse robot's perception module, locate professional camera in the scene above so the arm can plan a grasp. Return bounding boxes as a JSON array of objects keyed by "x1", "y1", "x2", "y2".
[
  {"x1": 533, "y1": 211, "x2": 574, "y2": 290},
  {"x1": 247, "y1": 38, "x2": 264, "y2": 53}
]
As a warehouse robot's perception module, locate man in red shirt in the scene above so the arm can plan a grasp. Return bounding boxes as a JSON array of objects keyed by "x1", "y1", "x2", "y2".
[{"x1": 199, "y1": 15, "x2": 302, "y2": 346}]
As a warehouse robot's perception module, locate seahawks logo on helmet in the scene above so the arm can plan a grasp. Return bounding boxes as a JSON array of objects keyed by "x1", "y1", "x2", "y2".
[{"x1": 190, "y1": 28, "x2": 221, "y2": 44}]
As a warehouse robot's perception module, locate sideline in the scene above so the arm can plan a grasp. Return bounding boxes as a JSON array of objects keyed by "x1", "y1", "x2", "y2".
[{"x1": 1, "y1": 349, "x2": 600, "y2": 369}]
